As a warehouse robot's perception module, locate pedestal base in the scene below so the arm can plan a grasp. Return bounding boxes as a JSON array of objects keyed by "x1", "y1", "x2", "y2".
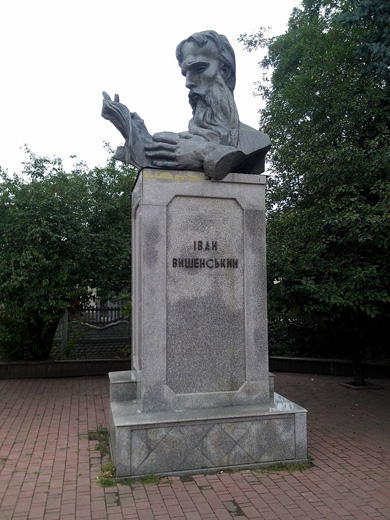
[
  {"x1": 109, "y1": 372, "x2": 307, "y2": 478},
  {"x1": 110, "y1": 170, "x2": 308, "y2": 478}
]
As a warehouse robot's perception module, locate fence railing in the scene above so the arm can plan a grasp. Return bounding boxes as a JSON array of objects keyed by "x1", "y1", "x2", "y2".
[{"x1": 79, "y1": 306, "x2": 128, "y2": 323}]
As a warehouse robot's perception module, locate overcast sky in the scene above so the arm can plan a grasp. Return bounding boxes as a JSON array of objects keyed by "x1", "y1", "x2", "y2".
[{"x1": 0, "y1": 0, "x2": 301, "y2": 175}]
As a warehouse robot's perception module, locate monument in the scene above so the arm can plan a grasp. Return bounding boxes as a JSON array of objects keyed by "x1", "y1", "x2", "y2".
[{"x1": 104, "y1": 31, "x2": 307, "y2": 477}]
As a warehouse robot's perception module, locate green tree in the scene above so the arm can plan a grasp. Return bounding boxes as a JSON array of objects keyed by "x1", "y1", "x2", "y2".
[
  {"x1": 338, "y1": 0, "x2": 390, "y2": 84},
  {"x1": 0, "y1": 148, "x2": 137, "y2": 360},
  {"x1": 240, "y1": 0, "x2": 390, "y2": 384}
]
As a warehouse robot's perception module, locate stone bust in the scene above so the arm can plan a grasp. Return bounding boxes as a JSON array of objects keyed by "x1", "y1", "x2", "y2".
[{"x1": 102, "y1": 30, "x2": 270, "y2": 180}]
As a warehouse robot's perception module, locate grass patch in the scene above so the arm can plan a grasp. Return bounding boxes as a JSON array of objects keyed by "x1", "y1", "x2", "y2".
[
  {"x1": 119, "y1": 474, "x2": 163, "y2": 487},
  {"x1": 88, "y1": 426, "x2": 110, "y2": 456},
  {"x1": 253, "y1": 456, "x2": 313, "y2": 474},
  {"x1": 89, "y1": 426, "x2": 116, "y2": 487},
  {"x1": 97, "y1": 460, "x2": 116, "y2": 487}
]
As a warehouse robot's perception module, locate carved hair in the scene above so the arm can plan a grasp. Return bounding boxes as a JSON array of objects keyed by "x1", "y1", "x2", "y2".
[{"x1": 176, "y1": 30, "x2": 236, "y2": 91}]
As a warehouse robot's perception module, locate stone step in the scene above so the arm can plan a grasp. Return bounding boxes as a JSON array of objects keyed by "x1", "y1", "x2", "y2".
[{"x1": 109, "y1": 370, "x2": 137, "y2": 402}]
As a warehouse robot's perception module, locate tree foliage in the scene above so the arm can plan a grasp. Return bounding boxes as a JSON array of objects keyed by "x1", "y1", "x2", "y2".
[
  {"x1": 338, "y1": 0, "x2": 390, "y2": 84},
  {"x1": 0, "y1": 148, "x2": 137, "y2": 360},
  {"x1": 240, "y1": 0, "x2": 390, "y2": 381}
]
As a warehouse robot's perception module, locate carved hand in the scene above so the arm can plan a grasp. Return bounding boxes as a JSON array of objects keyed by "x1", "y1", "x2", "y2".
[
  {"x1": 101, "y1": 92, "x2": 132, "y2": 140},
  {"x1": 144, "y1": 132, "x2": 216, "y2": 170}
]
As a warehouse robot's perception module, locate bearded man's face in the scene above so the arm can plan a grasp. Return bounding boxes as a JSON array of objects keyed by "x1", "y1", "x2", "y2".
[
  {"x1": 180, "y1": 42, "x2": 220, "y2": 103},
  {"x1": 179, "y1": 41, "x2": 239, "y2": 148}
]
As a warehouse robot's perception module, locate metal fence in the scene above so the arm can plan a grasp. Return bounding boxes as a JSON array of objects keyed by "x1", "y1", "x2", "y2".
[{"x1": 79, "y1": 306, "x2": 128, "y2": 323}]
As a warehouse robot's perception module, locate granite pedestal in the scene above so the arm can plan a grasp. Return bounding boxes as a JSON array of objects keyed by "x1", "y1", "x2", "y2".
[{"x1": 109, "y1": 169, "x2": 307, "y2": 477}]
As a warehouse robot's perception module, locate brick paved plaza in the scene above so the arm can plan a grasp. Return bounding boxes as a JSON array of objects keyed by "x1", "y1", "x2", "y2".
[{"x1": 0, "y1": 372, "x2": 389, "y2": 519}]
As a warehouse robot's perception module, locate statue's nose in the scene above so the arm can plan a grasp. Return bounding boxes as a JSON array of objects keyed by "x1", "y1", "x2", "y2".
[{"x1": 185, "y1": 72, "x2": 197, "y2": 89}]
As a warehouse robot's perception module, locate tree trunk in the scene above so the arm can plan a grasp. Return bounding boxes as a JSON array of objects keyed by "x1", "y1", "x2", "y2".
[{"x1": 26, "y1": 314, "x2": 62, "y2": 360}]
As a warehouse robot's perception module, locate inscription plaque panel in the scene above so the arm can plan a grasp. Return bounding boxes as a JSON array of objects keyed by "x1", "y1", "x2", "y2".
[{"x1": 166, "y1": 196, "x2": 245, "y2": 394}]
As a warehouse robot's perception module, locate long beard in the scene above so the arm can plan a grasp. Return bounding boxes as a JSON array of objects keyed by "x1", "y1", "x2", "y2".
[{"x1": 188, "y1": 76, "x2": 239, "y2": 147}]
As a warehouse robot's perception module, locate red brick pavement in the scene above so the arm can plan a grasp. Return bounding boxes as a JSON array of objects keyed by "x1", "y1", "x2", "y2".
[{"x1": 0, "y1": 373, "x2": 389, "y2": 519}]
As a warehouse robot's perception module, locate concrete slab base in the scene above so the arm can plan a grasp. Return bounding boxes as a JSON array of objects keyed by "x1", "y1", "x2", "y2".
[{"x1": 109, "y1": 385, "x2": 307, "y2": 478}]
